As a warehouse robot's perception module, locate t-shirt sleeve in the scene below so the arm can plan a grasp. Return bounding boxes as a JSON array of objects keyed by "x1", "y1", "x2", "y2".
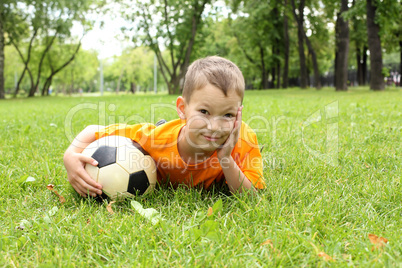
[
  {"x1": 234, "y1": 123, "x2": 266, "y2": 189},
  {"x1": 95, "y1": 123, "x2": 156, "y2": 148}
]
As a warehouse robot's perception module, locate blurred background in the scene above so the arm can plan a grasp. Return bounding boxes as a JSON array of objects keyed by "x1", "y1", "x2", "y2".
[{"x1": 0, "y1": 0, "x2": 401, "y2": 98}]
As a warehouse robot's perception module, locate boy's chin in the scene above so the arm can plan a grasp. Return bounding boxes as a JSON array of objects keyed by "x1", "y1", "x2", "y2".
[{"x1": 196, "y1": 143, "x2": 222, "y2": 153}]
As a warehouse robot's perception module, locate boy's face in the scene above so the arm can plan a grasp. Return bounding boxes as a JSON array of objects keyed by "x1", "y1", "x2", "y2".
[{"x1": 177, "y1": 83, "x2": 242, "y2": 154}]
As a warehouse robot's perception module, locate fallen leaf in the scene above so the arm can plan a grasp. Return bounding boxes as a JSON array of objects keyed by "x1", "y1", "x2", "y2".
[
  {"x1": 260, "y1": 239, "x2": 281, "y2": 254},
  {"x1": 46, "y1": 184, "x2": 66, "y2": 204},
  {"x1": 318, "y1": 252, "x2": 334, "y2": 261},
  {"x1": 98, "y1": 229, "x2": 104, "y2": 234},
  {"x1": 207, "y1": 207, "x2": 213, "y2": 217},
  {"x1": 261, "y1": 239, "x2": 273, "y2": 247},
  {"x1": 131, "y1": 200, "x2": 162, "y2": 225},
  {"x1": 107, "y1": 201, "x2": 116, "y2": 215},
  {"x1": 58, "y1": 195, "x2": 66, "y2": 203},
  {"x1": 26, "y1": 176, "x2": 36, "y2": 182},
  {"x1": 46, "y1": 184, "x2": 54, "y2": 190},
  {"x1": 368, "y1": 233, "x2": 388, "y2": 251},
  {"x1": 86, "y1": 219, "x2": 90, "y2": 225}
]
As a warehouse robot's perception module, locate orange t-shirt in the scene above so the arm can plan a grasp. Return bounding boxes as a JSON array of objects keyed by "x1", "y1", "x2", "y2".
[{"x1": 95, "y1": 119, "x2": 265, "y2": 189}]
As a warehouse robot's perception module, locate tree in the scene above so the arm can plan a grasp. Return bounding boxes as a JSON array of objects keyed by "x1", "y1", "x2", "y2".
[
  {"x1": 6, "y1": 0, "x2": 100, "y2": 97},
  {"x1": 335, "y1": 0, "x2": 349, "y2": 91},
  {"x1": 0, "y1": 13, "x2": 4, "y2": 99},
  {"x1": 51, "y1": 48, "x2": 99, "y2": 95},
  {"x1": 104, "y1": 47, "x2": 154, "y2": 94},
  {"x1": 377, "y1": 0, "x2": 402, "y2": 75},
  {"x1": 229, "y1": 0, "x2": 284, "y2": 89},
  {"x1": 41, "y1": 39, "x2": 83, "y2": 96},
  {"x1": 344, "y1": 0, "x2": 368, "y2": 86},
  {"x1": 282, "y1": 0, "x2": 290, "y2": 88},
  {"x1": 0, "y1": 0, "x2": 22, "y2": 99},
  {"x1": 128, "y1": 0, "x2": 211, "y2": 94},
  {"x1": 291, "y1": 0, "x2": 308, "y2": 88},
  {"x1": 366, "y1": 0, "x2": 384, "y2": 90}
]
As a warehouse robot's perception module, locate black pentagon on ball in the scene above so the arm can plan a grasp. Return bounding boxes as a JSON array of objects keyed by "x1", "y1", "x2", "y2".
[
  {"x1": 127, "y1": 170, "x2": 150, "y2": 195},
  {"x1": 91, "y1": 146, "x2": 117, "y2": 168}
]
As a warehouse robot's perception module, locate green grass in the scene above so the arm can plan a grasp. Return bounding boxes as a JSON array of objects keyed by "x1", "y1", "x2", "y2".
[{"x1": 0, "y1": 87, "x2": 401, "y2": 266}]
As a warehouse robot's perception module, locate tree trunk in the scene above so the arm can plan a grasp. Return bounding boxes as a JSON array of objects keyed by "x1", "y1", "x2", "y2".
[
  {"x1": 400, "y1": 40, "x2": 402, "y2": 74},
  {"x1": 41, "y1": 41, "x2": 82, "y2": 96},
  {"x1": 304, "y1": 33, "x2": 321, "y2": 89},
  {"x1": 271, "y1": 67, "x2": 276, "y2": 89},
  {"x1": 356, "y1": 46, "x2": 363, "y2": 85},
  {"x1": 130, "y1": 82, "x2": 136, "y2": 94},
  {"x1": 116, "y1": 67, "x2": 124, "y2": 94},
  {"x1": 277, "y1": 56, "x2": 281, "y2": 89},
  {"x1": 150, "y1": 0, "x2": 208, "y2": 95},
  {"x1": 11, "y1": 30, "x2": 37, "y2": 97},
  {"x1": 362, "y1": 45, "x2": 368, "y2": 84},
  {"x1": 282, "y1": 0, "x2": 289, "y2": 89},
  {"x1": 260, "y1": 45, "x2": 269, "y2": 89},
  {"x1": 0, "y1": 18, "x2": 4, "y2": 99},
  {"x1": 335, "y1": 0, "x2": 349, "y2": 91},
  {"x1": 291, "y1": 0, "x2": 308, "y2": 89},
  {"x1": 366, "y1": 0, "x2": 384, "y2": 90},
  {"x1": 28, "y1": 33, "x2": 58, "y2": 97}
]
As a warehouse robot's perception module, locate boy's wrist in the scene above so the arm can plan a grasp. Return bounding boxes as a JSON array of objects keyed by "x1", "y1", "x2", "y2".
[{"x1": 218, "y1": 156, "x2": 234, "y2": 169}]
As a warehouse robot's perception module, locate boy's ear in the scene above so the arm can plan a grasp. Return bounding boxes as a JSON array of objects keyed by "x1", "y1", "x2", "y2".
[{"x1": 176, "y1": 96, "x2": 186, "y2": 120}]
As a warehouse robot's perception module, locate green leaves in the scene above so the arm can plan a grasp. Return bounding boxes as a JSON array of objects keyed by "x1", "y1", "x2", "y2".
[
  {"x1": 188, "y1": 199, "x2": 223, "y2": 242},
  {"x1": 131, "y1": 200, "x2": 162, "y2": 225}
]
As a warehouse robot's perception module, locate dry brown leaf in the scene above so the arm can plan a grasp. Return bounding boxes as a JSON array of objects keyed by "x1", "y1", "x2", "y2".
[
  {"x1": 46, "y1": 184, "x2": 66, "y2": 204},
  {"x1": 98, "y1": 229, "x2": 104, "y2": 234},
  {"x1": 86, "y1": 219, "x2": 91, "y2": 225},
  {"x1": 207, "y1": 207, "x2": 213, "y2": 216},
  {"x1": 368, "y1": 234, "x2": 388, "y2": 251},
  {"x1": 107, "y1": 201, "x2": 116, "y2": 215},
  {"x1": 58, "y1": 195, "x2": 66, "y2": 204},
  {"x1": 46, "y1": 184, "x2": 54, "y2": 190},
  {"x1": 318, "y1": 252, "x2": 334, "y2": 261}
]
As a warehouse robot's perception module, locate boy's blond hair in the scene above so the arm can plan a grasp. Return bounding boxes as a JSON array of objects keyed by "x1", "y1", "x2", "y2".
[{"x1": 182, "y1": 56, "x2": 245, "y2": 103}]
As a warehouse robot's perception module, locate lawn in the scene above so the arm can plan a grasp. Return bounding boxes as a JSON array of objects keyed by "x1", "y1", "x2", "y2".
[{"x1": 0, "y1": 87, "x2": 401, "y2": 266}]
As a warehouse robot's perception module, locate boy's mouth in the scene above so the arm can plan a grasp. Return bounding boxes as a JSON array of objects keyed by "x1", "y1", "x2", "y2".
[{"x1": 203, "y1": 135, "x2": 221, "y2": 141}]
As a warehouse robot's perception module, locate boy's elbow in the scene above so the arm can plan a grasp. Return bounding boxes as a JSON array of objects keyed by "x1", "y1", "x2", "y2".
[{"x1": 85, "y1": 125, "x2": 105, "y2": 132}]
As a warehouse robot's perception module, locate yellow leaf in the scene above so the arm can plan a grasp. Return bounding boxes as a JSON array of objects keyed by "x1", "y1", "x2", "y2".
[
  {"x1": 368, "y1": 233, "x2": 388, "y2": 251},
  {"x1": 318, "y1": 252, "x2": 334, "y2": 261},
  {"x1": 261, "y1": 239, "x2": 273, "y2": 247},
  {"x1": 107, "y1": 201, "x2": 116, "y2": 215},
  {"x1": 207, "y1": 207, "x2": 213, "y2": 216}
]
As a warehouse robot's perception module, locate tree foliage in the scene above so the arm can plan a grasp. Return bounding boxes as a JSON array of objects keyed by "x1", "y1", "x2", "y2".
[
  {"x1": 122, "y1": 0, "x2": 211, "y2": 94},
  {"x1": 1, "y1": 0, "x2": 103, "y2": 98}
]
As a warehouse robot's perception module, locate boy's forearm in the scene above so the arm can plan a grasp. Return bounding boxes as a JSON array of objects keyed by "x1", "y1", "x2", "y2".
[
  {"x1": 219, "y1": 156, "x2": 255, "y2": 193},
  {"x1": 66, "y1": 125, "x2": 104, "y2": 154}
]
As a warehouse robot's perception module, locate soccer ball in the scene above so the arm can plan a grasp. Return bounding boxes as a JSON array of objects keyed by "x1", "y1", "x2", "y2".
[{"x1": 82, "y1": 135, "x2": 157, "y2": 200}]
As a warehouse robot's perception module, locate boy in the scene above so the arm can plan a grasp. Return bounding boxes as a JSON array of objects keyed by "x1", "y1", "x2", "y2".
[{"x1": 64, "y1": 56, "x2": 265, "y2": 197}]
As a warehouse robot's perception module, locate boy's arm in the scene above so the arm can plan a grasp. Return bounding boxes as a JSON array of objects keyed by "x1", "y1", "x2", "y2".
[
  {"x1": 219, "y1": 156, "x2": 255, "y2": 193},
  {"x1": 63, "y1": 125, "x2": 104, "y2": 197},
  {"x1": 216, "y1": 107, "x2": 256, "y2": 193}
]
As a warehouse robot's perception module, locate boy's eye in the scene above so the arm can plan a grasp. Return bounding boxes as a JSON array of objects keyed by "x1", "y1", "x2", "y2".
[
  {"x1": 200, "y1": 109, "x2": 208, "y2": 115},
  {"x1": 224, "y1": 113, "x2": 234, "y2": 118}
]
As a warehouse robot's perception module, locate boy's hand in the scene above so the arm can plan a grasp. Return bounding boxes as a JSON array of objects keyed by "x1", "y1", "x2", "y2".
[
  {"x1": 217, "y1": 106, "x2": 243, "y2": 160},
  {"x1": 64, "y1": 151, "x2": 103, "y2": 197}
]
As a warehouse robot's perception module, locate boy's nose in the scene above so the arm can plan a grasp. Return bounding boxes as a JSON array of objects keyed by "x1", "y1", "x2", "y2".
[{"x1": 207, "y1": 117, "x2": 230, "y2": 133}]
